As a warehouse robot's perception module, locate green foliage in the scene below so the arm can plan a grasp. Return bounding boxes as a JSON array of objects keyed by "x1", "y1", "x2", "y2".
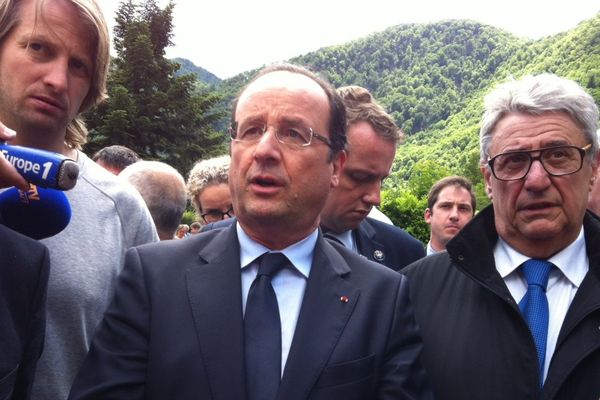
[
  {"x1": 406, "y1": 160, "x2": 450, "y2": 198},
  {"x1": 381, "y1": 188, "x2": 429, "y2": 243},
  {"x1": 181, "y1": 209, "x2": 197, "y2": 225},
  {"x1": 84, "y1": 0, "x2": 227, "y2": 175}
]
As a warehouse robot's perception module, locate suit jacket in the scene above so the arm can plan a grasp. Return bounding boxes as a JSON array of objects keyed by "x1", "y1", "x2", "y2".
[
  {"x1": 203, "y1": 217, "x2": 425, "y2": 272},
  {"x1": 402, "y1": 206, "x2": 600, "y2": 400},
  {"x1": 69, "y1": 223, "x2": 432, "y2": 399},
  {"x1": 0, "y1": 224, "x2": 50, "y2": 400},
  {"x1": 353, "y1": 217, "x2": 425, "y2": 271}
]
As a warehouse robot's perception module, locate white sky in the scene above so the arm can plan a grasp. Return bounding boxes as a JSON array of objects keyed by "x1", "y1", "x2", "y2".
[{"x1": 99, "y1": 1, "x2": 599, "y2": 79}]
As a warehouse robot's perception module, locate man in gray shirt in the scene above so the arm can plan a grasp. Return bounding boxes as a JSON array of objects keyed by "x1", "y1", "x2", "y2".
[{"x1": 0, "y1": 0, "x2": 158, "y2": 398}]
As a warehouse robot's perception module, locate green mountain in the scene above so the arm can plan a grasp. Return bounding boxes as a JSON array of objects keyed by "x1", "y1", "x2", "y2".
[{"x1": 173, "y1": 57, "x2": 221, "y2": 85}]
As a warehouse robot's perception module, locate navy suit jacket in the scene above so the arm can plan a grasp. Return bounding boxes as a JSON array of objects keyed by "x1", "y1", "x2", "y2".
[
  {"x1": 353, "y1": 218, "x2": 425, "y2": 271},
  {"x1": 0, "y1": 224, "x2": 49, "y2": 400},
  {"x1": 69, "y1": 223, "x2": 432, "y2": 399}
]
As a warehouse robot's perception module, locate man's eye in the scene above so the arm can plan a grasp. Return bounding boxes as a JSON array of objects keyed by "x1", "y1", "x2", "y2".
[
  {"x1": 349, "y1": 172, "x2": 371, "y2": 183},
  {"x1": 27, "y1": 42, "x2": 45, "y2": 53},
  {"x1": 280, "y1": 127, "x2": 309, "y2": 144},
  {"x1": 70, "y1": 59, "x2": 89, "y2": 77},
  {"x1": 240, "y1": 126, "x2": 264, "y2": 139}
]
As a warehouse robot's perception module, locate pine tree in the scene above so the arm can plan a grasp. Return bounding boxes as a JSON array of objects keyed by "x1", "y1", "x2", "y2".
[{"x1": 84, "y1": 0, "x2": 226, "y2": 174}]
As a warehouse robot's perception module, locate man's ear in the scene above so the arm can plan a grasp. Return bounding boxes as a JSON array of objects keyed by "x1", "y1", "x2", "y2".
[
  {"x1": 481, "y1": 164, "x2": 493, "y2": 200},
  {"x1": 331, "y1": 150, "x2": 346, "y2": 188},
  {"x1": 589, "y1": 151, "x2": 600, "y2": 192},
  {"x1": 424, "y1": 208, "x2": 432, "y2": 224}
]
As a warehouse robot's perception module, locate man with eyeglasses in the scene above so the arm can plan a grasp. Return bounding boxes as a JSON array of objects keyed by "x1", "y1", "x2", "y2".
[
  {"x1": 402, "y1": 73, "x2": 600, "y2": 399},
  {"x1": 69, "y1": 64, "x2": 432, "y2": 399}
]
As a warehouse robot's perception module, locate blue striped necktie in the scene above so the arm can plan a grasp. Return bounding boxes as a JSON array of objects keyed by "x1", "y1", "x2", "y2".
[{"x1": 519, "y1": 259, "x2": 553, "y2": 386}]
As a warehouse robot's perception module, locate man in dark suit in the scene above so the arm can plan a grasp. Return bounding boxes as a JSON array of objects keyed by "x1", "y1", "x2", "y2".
[
  {"x1": 0, "y1": 222, "x2": 49, "y2": 400},
  {"x1": 68, "y1": 64, "x2": 431, "y2": 399},
  {"x1": 320, "y1": 85, "x2": 424, "y2": 270},
  {"x1": 403, "y1": 73, "x2": 600, "y2": 399}
]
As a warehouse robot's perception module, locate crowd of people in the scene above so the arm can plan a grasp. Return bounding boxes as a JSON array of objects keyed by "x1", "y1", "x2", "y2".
[{"x1": 0, "y1": 0, "x2": 599, "y2": 399}]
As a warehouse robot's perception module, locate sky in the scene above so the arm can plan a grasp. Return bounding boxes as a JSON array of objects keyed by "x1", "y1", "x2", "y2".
[{"x1": 99, "y1": 1, "x2": 600, "y2": 79}]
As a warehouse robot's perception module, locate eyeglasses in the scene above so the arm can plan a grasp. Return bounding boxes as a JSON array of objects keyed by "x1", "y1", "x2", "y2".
[
  {"x1": 201, "y1": 206, "x2": 234, "y2": 223},
  {"x1": 229, "y1": 122, "x2": 332, "y2": 149},
  {"x1": 487, "y1": 144, "x2": 591, "y2": 181}
]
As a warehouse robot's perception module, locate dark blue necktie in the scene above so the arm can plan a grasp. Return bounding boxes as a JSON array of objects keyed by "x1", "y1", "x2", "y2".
[
  {"x1": 244, "y1": 252, "x2": 288, "y2": 400},
  {"x1": 519, "y1": 259, "x2": 553, "y2": 386}
]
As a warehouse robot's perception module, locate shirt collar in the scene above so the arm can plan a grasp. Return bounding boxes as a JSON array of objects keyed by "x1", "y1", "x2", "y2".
[
  {"x1": 426, "y1": 241, "x2": 438, "y2": 256},
  {"x1": 495, "y1": 227, "x2": 588, "y2": 287},
  {"x1": 327, "y1": 230, "x2": 355, "y2": 251},
  {"x1": 236, "y1": 222, "x2": 315, "y2": 278}
]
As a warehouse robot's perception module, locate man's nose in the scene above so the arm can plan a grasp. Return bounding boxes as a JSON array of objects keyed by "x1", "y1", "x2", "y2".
[
  {"x1": 524, "y1": 159, "x2": 552, "y2": 191},
  {"x1": 362, "y1": 182, "x2": 382, "y2": 206},
  {"x1": 253, "y1": 127, "x2": 282, "y2": 162},
  {"x1": 42, "y1": 59, "x2": 69, "y2": 93}
]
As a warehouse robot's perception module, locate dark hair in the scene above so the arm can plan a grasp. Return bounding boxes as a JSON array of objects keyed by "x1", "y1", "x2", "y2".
[
  {"x1": 230, "y1": 63, "x2": 347, "y2": 160},
  {"x1": 92, "y1": 145, "x2": 140, "y2": 172},
  {"x1": 427, "y1": 176, "x2": 476, "y2": 212}
]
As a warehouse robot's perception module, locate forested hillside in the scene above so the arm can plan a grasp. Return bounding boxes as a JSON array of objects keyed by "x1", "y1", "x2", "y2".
[{"x1": 173, "y1": 57, "x2": 221, "y2": 85}]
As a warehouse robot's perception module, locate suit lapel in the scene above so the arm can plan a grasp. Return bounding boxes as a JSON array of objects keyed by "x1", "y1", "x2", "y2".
[
  {"x1": 186, "y1": 225, "x2": 247, "y2": 400},
  {"x1": 277, "y1": 235, "x2": 360, "y2": 400},
  {"x1": 355, "y1": 219, "x2": 385, "y2": 263}
]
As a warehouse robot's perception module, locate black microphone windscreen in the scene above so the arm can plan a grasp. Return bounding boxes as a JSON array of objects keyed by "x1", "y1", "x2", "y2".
[{"x1": 0, "y1": 185, "x2": 72, "y2": 239}]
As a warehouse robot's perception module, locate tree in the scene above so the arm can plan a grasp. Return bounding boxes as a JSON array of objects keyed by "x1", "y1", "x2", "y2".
[{"x1": 84, "y1": 0, "x2": 226, "y2": 174}]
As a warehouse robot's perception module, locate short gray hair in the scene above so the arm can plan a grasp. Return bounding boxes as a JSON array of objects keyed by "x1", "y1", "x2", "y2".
[
  {"x1": 480, "y1": 73, "x2": 599, "y2": 163},
  {"x1": 120, "y1": 161, "x2": 186, "y2": 240}
]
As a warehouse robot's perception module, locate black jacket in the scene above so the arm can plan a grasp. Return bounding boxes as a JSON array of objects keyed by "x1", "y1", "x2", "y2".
[
  {"x1": 402, "y1": 206, "x2": 600, "y2": 400},
  {"x1": 0, "y1": 224, "x2": 49, "y2": 400}
]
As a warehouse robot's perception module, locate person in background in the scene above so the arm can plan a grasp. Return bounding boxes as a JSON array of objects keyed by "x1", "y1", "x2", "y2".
[
  {"x1": 403, "y1": 73, "x2": 600, "y2": 399},
  {"x1": 319, "y1": 85, "x2": 424, "y2": 270},
  {"x1": 120, "y1": 161, "x2": 187, "y2": 241},
  {"x1": 186, "y1": 155, "x2": 233, "y2": 225},
  {"x1": 0, "y1": 0, "x2": 159, "y2": 398},
  {"x1": 424, "y1": 175, "x2": 476, "y2": 255},
  {"x1": 92, "y1": 145, "x2": 140, "y2": 175},
  {"x1": 69, "y1": 63, "x2": 432, "y2": 399},
  {"x1": 174, "y1": 224, "x2": 189, "y2": 239},
  {"x1": 189, "y1": 222, "x2": 202, "y2": 234}
]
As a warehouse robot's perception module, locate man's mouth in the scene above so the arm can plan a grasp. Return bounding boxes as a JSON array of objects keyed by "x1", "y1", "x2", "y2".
[{"x1": 32, "y1": 95, "x2": 66, "y2": 111}]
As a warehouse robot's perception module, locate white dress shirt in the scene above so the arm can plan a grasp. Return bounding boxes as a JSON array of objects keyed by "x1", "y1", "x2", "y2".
[
  {"x1": 237, "y1": 222, "x2": 316, "y2": 376},
  {"x1": 494, "y1": 228, "x2": 588, "y2": 383},
  {"x1": 426, "y1": 241, "x2": 439, "y2": 256}
]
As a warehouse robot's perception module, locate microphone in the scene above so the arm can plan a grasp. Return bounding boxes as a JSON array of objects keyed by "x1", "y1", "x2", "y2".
[
  {"x1": 0, "y1": 143, "x2": 79, "y2": 190},
  {"x1": 0, "y1": 184, "x2": 72, "y2": 239}
]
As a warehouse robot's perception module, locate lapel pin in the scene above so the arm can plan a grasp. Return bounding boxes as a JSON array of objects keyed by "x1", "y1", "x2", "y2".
[
  {"x1": 340, "y1": 295, "x2": 349, "y2": 303},
  {"x1": 373, "y1": 250, "x2": 385, "y2": 261}
]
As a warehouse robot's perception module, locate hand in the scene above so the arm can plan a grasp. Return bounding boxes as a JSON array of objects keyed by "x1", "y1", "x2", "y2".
[{"x1": 0, "y1": 123, "x2": 30, "y2": 191}]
